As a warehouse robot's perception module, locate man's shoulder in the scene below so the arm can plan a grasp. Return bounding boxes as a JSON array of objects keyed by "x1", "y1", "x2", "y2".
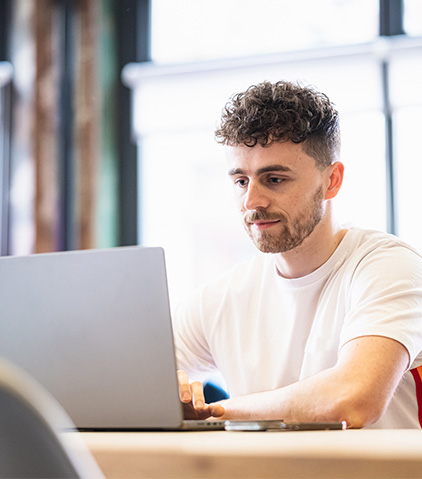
[
  {"x1": 349, "y1": 227, "x2": 419, "y2": 254},
  {"x1": 346, "y1": 227, "x2": 421, "y2": 257},
  {"x1": 343, "y1": 226, "x2": 422, "y2": 275}
]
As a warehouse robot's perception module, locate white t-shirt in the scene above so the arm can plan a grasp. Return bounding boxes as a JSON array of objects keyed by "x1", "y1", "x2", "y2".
[{"x1": 172, "y1": 228, "x2": 422, "y2": 428}]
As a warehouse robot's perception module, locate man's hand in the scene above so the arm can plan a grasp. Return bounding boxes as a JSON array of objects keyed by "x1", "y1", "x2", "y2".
[{"x1": 177, "y1": 370, "x2": 225, "y2": 420}]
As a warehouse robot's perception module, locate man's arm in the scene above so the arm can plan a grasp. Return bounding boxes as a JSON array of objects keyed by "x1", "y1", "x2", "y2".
[{"x1": 180, "y1": 335, "x2": 409, "y2": 428}]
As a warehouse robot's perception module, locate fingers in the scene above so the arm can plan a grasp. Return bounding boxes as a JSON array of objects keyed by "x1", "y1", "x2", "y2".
[
  {"x1": 177, "y1": 370, "x2": 208, "y2": 412},
  {"x1": 177, "y1": 370, "x2": 192, "y2": 403},
  {"x1": 182, "y1": 399, "x2": 225, "y2": 421},
  {"x1": 209, "y1": 402, "x2": 225, "y2": 419},
  {"x1": 190, "y1": 381, "x2": 205, "y2": 409},
  {"x1": 182, "y1": 401, "x2": 212, "y2": 420},
  {"x1": 178, "y1": 371, "x2": 226, "y2": 420}
]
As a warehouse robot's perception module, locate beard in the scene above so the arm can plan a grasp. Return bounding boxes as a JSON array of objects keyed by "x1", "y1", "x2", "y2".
[{"x1": 242, "y1": 186, "x2": 325, "y2": 254}]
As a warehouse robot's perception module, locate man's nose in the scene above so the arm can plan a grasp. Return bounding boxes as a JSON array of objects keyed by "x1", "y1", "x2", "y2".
[{"x1": 243, "y1": 182, "x2": 270, "y2": 211}]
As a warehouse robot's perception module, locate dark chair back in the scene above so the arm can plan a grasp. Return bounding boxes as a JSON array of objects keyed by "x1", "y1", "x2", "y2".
[{"x1": 0, "y1": 358, "x2": 103, "y2": 478}]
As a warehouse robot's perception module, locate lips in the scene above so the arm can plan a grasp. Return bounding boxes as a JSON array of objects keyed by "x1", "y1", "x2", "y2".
[
  {"x1": 244, "y1": 211, "x2": 286, "y2": 228},
  {"x1": 250, "y1": 220, "x2": 281, "y2": 230}
]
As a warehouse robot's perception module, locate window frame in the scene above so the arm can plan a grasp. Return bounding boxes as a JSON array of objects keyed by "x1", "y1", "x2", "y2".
[{"x1": 0, "y1": 61, "x2": 13, "y2": 255}]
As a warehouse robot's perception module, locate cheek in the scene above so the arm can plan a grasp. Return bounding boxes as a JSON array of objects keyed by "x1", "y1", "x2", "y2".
[
  {"x1": 277, "y1": 193, "x2": 299, "y2": 213},
  {"x1": 294, "y1": 182, "x2": 322, "y2": 204}
]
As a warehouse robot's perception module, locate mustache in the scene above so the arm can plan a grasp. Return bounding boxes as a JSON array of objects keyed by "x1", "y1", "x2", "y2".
[{"x1": 243, "y1": 211, "x2": 287, "y2": 224}]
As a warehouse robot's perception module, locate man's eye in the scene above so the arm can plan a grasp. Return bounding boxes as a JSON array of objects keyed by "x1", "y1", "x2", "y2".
[
  {"x1": 235, "y1": 179, "x2": 248, "y2": 188},
  {"x1": 268, "y1": 177, "x2": 284, "y2": 185}
]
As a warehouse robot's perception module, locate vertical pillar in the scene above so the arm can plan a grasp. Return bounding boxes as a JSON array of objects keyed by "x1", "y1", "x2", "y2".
[
  {"x1": 379, "y1": 0, "x2": 404, "y2": 235},
  {"x1": 33, "y1": 0, "x2": 59, "y2": 253},
  {"x1": 73, "y1": 0, "x2": 98, "y2": 249}
]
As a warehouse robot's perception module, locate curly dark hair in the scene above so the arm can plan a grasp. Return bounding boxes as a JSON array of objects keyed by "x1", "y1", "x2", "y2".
[{"x1": 215, "y1": 80, "x2": 341, "y2": 170}]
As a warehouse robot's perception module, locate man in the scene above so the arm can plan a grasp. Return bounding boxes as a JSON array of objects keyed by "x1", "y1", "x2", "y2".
[{"x1": 174, "y1": 80, "x2": 422, "y2": 428}]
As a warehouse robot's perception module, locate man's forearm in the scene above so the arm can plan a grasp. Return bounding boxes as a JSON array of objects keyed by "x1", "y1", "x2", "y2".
[
  {"x1": 213, "y1": 336, "x2": 409, "y2": 429},
  {"x1": 216, "y1": 367, "x2": 363, "y2": 427}
]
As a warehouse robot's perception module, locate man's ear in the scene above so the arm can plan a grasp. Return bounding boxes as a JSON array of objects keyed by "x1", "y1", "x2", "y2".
[{"x1": 325, "y1": 161, "x2": 344, "y2": 200}]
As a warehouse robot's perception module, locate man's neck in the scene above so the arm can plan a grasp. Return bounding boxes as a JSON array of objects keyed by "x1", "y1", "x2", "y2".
[{"x1": 274, "y1": 215, "x2": 348, "y2": 279}]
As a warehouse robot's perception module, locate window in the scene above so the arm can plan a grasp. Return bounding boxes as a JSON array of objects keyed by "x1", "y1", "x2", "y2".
[
  {"x1": 123, "y1": 1, "x2": 422, "y2": 308},
  {"x1": 391, "y1": 42, "x2": 422, "y2": 251},
  {"x1": 151, "y1": 0, "x2": 379, "y2": 64},
  {"x1": 125, "y1": 45, "x2": 387, "y2": 307},
  {"x1": 404, "y1": 0, "x2": 422, "y2": 36}
]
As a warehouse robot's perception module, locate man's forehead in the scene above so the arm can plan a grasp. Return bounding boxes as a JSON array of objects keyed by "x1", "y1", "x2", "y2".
[{"x1": 225, "y1": 141, "x2": 311, "y2": 175}]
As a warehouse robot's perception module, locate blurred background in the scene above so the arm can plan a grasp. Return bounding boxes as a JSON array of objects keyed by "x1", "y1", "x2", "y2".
[{"x1": 0, "y1": 0, "x2": 421, "y2": 308}]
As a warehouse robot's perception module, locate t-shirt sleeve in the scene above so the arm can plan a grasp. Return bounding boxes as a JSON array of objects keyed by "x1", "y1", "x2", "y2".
[
  {"x1": 172, "y1": 288, "x2": 219, "y2": 381},
  {"x1": 340, "y1": 242, "x2": 422, "y2": 368}
]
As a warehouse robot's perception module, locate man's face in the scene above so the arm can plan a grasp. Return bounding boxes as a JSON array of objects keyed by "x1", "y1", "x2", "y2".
[{"x1": 227, "y1": 141, "x2": 330, "y2": 254}]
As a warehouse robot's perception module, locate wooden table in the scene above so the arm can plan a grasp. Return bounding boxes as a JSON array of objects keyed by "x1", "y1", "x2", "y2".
[{"x1": 80, "y1": 429, "x2": 422, "y2": 478}]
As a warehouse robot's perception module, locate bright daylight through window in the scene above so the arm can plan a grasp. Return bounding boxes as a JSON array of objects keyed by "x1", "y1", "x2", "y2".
[{"x1": 124, "y1": 0, "x2": 422, "y2": 309}]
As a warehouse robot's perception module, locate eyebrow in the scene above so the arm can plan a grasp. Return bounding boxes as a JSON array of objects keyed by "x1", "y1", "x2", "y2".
[{"x1": 228, "y1": 164, "x2": 293, "y2": 176}]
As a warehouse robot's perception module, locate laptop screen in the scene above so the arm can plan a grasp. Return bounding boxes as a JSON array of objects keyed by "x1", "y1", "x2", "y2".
[{"x1": 0, "y1": 246, "x2": 184, "y2": 429}]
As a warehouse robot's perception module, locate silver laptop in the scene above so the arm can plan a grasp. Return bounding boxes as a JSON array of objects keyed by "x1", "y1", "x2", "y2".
[{"x1": 0, "y1": 246, "x2": 224, "y2": 430}]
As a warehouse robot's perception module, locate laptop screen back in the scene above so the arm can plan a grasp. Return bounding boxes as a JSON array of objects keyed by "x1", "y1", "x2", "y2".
[{"x1": 0, "y1": 246, "x2": 184, "y2": 429}]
